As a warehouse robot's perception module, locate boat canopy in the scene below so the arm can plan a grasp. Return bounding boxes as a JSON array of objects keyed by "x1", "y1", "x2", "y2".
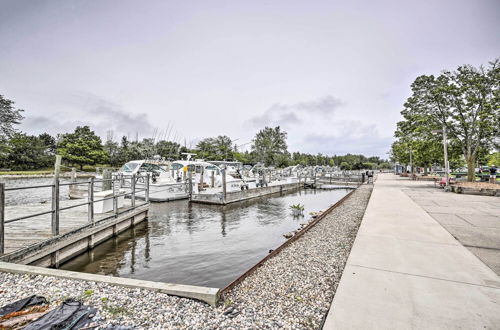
[{"x1": 120, "y1": 161, "x2": 167, "y2": 174}]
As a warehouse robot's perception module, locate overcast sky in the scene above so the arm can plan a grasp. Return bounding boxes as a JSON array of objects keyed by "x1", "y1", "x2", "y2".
[{"x1": 1, "y1": 0, "x2": 499, "y2": 158}]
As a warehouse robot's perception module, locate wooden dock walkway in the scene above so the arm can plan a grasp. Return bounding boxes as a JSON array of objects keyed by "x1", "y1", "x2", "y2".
[
  {"x1": 191, "y1": 182, "x2": 301, "y2": 205},
  {"x1": 2, "y1": 199, "x2": 141, "y2": 255}
]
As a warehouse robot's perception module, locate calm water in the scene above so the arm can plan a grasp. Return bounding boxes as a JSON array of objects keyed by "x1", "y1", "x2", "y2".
[
  {"x1": 54, "y1": 188, "x2": 351, "y2": 288},
  {"x1": 0, "y1": 177, "x2": 71, "y2": 205}
]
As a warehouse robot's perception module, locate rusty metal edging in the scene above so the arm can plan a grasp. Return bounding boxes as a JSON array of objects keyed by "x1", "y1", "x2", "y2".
[{"x1": 220, "y1": 186, "x2": 359, "y2": 299}]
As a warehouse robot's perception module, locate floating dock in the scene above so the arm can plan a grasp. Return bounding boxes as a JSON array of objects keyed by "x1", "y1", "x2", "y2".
[
  {"x1": 0, "y1": 175, "x2": 150, "y2": 268},
  {"x1": 191, "y1": 182, "x2": 301, "y2": 205},
  {"x1": 0, "y1": 198, "x2": 149, "y2": 267}
]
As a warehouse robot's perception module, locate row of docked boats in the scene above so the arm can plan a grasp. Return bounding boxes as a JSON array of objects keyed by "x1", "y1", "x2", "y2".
[
  {"x1": 104, "y1": 155, "x2": 359, "y2": 202},
  {"x1": 114, "y1": 155, "x2": 294, "y2": 202}
]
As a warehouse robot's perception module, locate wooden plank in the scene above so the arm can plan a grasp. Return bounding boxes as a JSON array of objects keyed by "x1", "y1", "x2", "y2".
[{"x1": 2, "y1": 198, "x2": 134, "y2": 253}]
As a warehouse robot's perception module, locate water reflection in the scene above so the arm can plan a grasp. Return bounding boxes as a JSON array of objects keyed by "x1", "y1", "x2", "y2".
[{"x1": 61, "y1": 188, "x2": 351, "y2": 288}]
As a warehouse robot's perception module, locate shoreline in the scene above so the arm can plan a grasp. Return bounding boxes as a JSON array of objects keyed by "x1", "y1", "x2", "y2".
[{"x1": 0, "y1": 185, "x2": 373, "y2": 328}]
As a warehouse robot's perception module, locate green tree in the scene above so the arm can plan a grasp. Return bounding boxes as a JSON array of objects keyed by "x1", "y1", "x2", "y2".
[
  {"x1": 196, "y1": 135, "x2": 233, "y2": 160},
  {"x1": 0, "y1": 94, "x2": 24, "y2": 139},
  {"x1": 251, "y1": 126, "x2": 288, "y2": 166},
  {"x1": 156, "y1": 140, "x2": 181, "y2": 160},
  {"x1": 4, "y1": 133, "x2": 55, "y2": 170},
  {"x1": 340, "y1": 161, "x2": 351, "y2": 170},
  {"x1": 0, "y1": 94, "x2": 25, "y2": 167},
  {"x1": 57, "y1": 126, "x2": 108, "y2": 169},
  {"x1": 104, "y1": 139, "x2": 121, "y2": 167},
  {"x1": 488, "y1": 152, "x2": 500, "y2": 166},
  {"x1": 399, "y1": 59, "x2": 500, "y2": 181}
]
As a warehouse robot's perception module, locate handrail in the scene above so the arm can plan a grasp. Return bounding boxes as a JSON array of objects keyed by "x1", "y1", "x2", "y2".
[
  {"x1": 5, "y1": 210, "x2": 54, "y2": 224},
  {"x1": 5, "y1": 184, "x2": 54, "y2": 191},
  {"x1": 0, "y1": 173, "x2": 151, "y2": 255}
]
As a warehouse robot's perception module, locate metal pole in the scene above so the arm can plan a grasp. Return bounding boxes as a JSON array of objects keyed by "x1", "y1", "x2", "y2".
[
  {"x1": 88, "y1": 177, "x2": 94, "y2": 223},
  {"x1": 51, "y1": 179, "x2": 60, "y2": 236},
  {"x1": 443, "y1": 125, "x2": 450, "y2": 191},
  {"x1": 145, "y1": 173, "x2": 150, "y2": 203},
  {"x1": 0, "y1": 183, "x2": 4, "y2": 255},
  {"x1": 131, "y1": 174, "x2": 136, "y2": 208}
]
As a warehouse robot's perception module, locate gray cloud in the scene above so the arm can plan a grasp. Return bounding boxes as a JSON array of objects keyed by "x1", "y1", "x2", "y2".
[
  {"x1": 248, "y1": 95, "x2": 343, "y2": 128},
  {"x1": 21, "y1": 94, "x2": 155, "y2": 141},
  {"x1": 301, "y1": 120, "x2": 392, "y2": 157}
]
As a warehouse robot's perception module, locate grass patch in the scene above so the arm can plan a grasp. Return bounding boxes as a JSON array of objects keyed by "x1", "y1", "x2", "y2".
[
  {"x1": 102, "y1": 304, "x2": 128, "y2": 316},
  {"x1": 0, "y1": 169, "x2": 55, "y2": 175}
]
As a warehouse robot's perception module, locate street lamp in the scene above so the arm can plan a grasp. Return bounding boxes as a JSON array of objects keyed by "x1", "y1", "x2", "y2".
[{"x1": 432, "y1": 126, "x2": 450, "y2": 192}]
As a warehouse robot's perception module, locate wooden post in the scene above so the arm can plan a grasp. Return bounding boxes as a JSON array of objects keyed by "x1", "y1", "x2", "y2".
[
  {"x1": 131, "y1": 174, "x2": 136, "y2": 208},
  {"x1": 51, "y1": 178, "x2": 60, "y2": 236},
  {"x1": 188, "y1": 171, "x2": 193, "y2": 199},
  {"x1": 0, "y1": 183, "x2": 4, "y2": 255},
  {"x1": 145, "y1": 173, "x2": 150, "y2": 203},
  {"x1": 112, "y1": 175, "x2": 118, "y2": 217},
  {"x1": 211, "y1": 170, "x2": 215, "y2": 188},
  {"x1": 199, "y1": 167, "x2": 204, "y2": 192},
  {"x1": 102, "y1": 169, "x2": 112, "y2": 191},
  {"x1": 51, "y1": 155, "x2": 61, "y2": 236},
  {"x1": 88, "y1": 177, "x2": 94, "y2": 223},
  {"x1": 54, "y1": 155, "x2": 62, "y2": 179},
  {"x1": 221, "y1": 169, "x2": 227, "y2": 202}
]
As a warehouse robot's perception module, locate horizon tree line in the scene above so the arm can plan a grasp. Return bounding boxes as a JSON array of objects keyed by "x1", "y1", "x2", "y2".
[{"x1": 0, "y1": 94, "x2": 391, "y2": 171}]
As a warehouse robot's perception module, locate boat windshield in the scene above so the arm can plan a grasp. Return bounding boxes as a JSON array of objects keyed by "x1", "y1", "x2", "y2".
[
  {"x1": 141, "y1": 163, "x2": 167, "y2": 172},
  {"x1": 120, "y1": 162, "x2": 140, "y2": 173}
]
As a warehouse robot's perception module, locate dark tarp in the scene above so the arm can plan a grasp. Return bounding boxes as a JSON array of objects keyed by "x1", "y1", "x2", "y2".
[
  {"x1": 24, "y1": 299, "x2": 97, "y2": 330},
  {"x1": 0, "y1": 295, "x2": 48, "y2": 317}
]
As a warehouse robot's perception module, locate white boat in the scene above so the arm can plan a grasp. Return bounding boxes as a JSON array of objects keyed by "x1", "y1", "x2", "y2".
[
  {"x1": 118, "y1": 160, "x2": 190, "y2": 202},
  {"x1": 173, "y1": 160, "x2": 247, "y2": 193},
  {"x1": 117, "y1": 158, "x2": 247, "y2": 202}
]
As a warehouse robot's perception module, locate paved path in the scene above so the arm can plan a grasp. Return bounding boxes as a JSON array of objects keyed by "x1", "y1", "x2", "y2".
[
  {"x1": 403, "y1": 183, "x2": 500, "y2": 275},
  {"x1": 324, "y1": 174, "x2": 500, "y2": 329}
]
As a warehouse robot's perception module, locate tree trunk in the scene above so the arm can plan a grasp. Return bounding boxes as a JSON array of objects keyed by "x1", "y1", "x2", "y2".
[{"x1": 466, "y1": 155, "x2": 475, "y2": 182}]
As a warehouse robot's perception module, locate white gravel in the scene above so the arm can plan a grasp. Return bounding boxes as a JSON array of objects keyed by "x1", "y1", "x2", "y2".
[{"x1": 0, "y1": 185, "x2": 372, "y2": 329}]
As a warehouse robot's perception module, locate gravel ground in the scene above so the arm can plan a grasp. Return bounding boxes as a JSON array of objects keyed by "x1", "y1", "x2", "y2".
[{"x1": 0, "y1": 185, "x2": 372, "y2": 329}]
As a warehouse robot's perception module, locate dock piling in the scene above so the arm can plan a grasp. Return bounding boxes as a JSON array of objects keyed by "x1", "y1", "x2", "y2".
[
  {"x1": 0, "y1": 183, "x2": 4, "y2": 255},
  {"x1": 88, "y1": 177, "x2": 94, "y2": 223},
  {"x1": 112, "y1": 175, "x2": 118, "y2": 217},
  {"x1": 221, "y1": 169, "x2": 227, "y2": 202},
  {"x1": 200, "y1": 168, "x2": 204, "y2": 192},
  {"x1": 188, "y1": 171, "x2": 193, "y2": 199},
  {"x1": 145, "y1": 173, "x2": 150, "y2": 203},
  {"x1": 131, "y1": 174, "x2": 136, "y2": 208},
  {"x1": 51, "y1": 179, "x2": 60, "y2": 236}
]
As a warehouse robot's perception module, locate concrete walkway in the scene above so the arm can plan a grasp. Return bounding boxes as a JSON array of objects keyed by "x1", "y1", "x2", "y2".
[
  {"x1": 324, "y1": 174, "x2": 500, "y2": 329},
  {"x1": 403, "y1": 183, "x2": 500, "y2": 275}
]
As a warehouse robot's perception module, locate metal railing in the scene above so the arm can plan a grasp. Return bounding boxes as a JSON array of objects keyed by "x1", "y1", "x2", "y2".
[{"x1": 0, "y1": 173, "x2": 150, "y2": 255}]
